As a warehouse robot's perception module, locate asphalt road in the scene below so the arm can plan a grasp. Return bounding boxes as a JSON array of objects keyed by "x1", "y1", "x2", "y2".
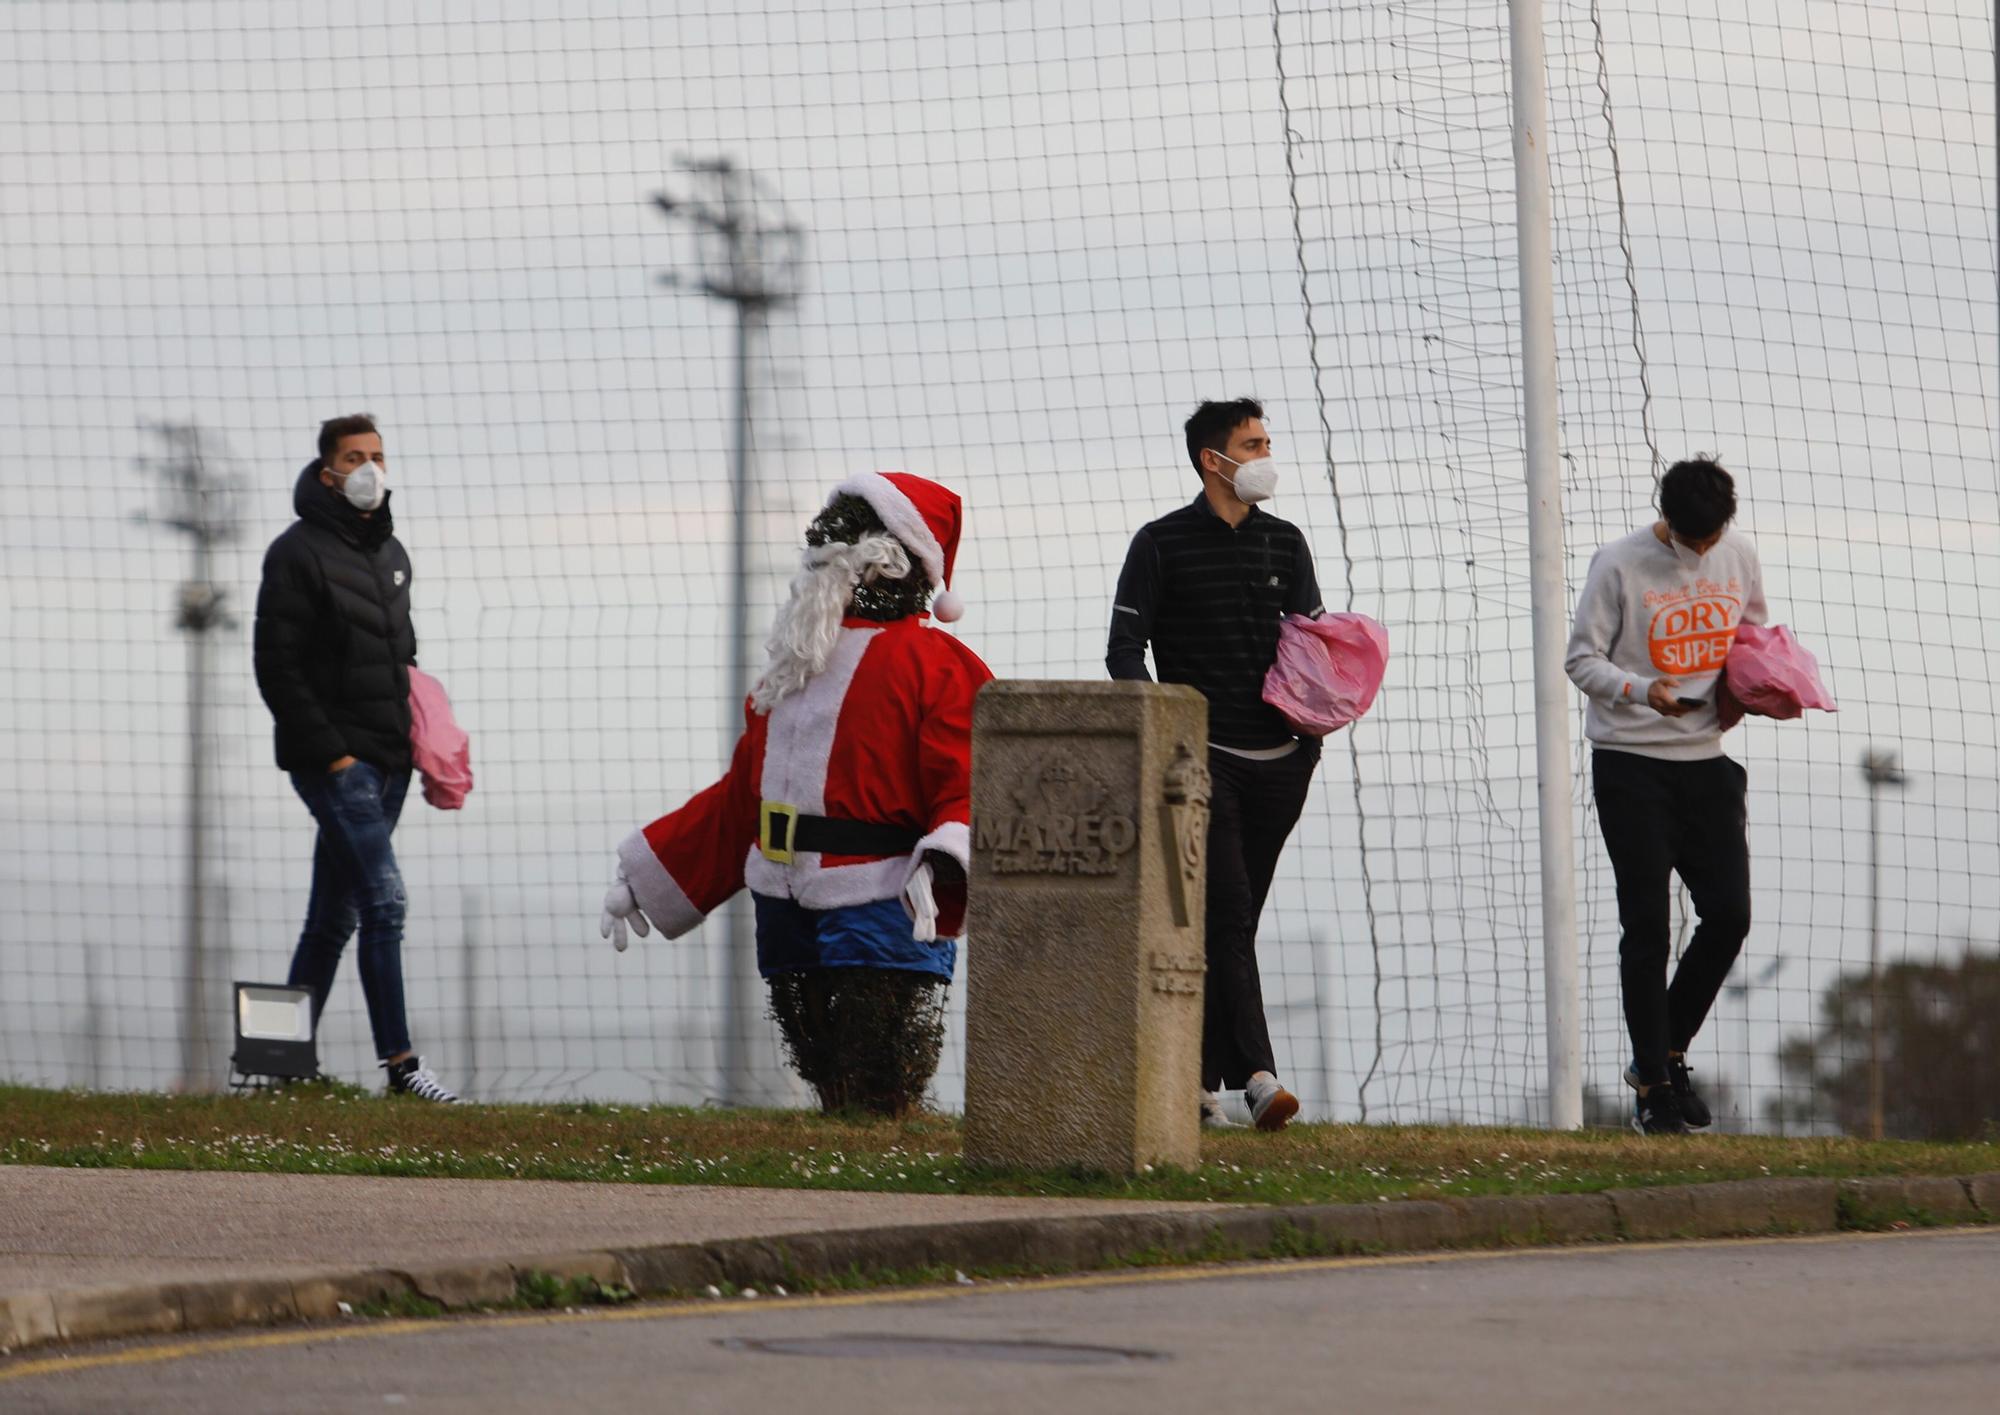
[{"x1": 6, "y1": 1229, "x2": 1997, "y2": 1414}]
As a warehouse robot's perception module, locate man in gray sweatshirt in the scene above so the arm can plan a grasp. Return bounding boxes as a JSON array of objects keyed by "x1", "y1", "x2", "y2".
[{"x1": 1565, "y1": 458, "x2": 1767, "y2": 1134}]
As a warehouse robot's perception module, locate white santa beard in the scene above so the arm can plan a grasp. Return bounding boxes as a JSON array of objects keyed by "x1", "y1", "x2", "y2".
[{"x1": 752, "y1": 533, "x2": 912, "y2": 712}]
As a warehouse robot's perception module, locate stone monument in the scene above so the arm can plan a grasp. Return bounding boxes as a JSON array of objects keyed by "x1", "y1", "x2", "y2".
[{"x1": 963, "y1": 680, "x2": 1210, "y2": 1174}]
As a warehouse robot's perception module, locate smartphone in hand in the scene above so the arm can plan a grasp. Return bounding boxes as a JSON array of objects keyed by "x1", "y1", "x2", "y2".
[{"x1": 1675, "y1": 695, "x2": 1708, "y2": 709}]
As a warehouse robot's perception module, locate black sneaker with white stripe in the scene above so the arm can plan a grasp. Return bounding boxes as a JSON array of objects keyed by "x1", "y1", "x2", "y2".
[
  {"x1": 1631, "y1": 1082, "x2": 1689, "y2": 1135},
  {"x1": 384, "y1": 1055, "x2": 458, "y2": 1103},
  {"x1": 1625, "y1": 1056, "x2": 1712, "y2": 1129}
]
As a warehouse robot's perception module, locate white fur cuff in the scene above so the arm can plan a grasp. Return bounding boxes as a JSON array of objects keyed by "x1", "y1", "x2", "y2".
[{"x1": 616, "y1": 828, "x2": 707, "y2": 939}]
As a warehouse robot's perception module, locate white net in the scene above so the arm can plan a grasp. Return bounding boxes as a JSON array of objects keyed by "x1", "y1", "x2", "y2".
[{"x1": 1, "y1": 0, "x2": 1993, "y2": 1129}]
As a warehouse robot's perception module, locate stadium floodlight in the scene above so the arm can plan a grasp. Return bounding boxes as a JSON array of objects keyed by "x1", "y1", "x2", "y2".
[
  {"x1": 136, "y1": 421, "x2": 243, "y2": 1094},
  {"x1": 650, "y1": 157, "x2": 805, "y2": 1108},
  {"x1": 230, "y1": 982, "x2": 319, "y2": 1086}
]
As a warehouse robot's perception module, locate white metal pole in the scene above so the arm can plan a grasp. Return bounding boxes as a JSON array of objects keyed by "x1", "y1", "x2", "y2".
[{"x1": 1508, "y1": 0, "x2": 1583, "y2": 1129}]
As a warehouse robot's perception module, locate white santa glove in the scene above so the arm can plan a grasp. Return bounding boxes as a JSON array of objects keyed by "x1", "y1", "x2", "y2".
[
  {"x1": 904, "y1": 857, "x2": 940, "y2": 943},
  {"x1": 600, "y1": 865, "x2": 653, "y2": 952}
]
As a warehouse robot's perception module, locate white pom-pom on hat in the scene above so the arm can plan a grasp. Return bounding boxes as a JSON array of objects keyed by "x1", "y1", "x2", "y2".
[{"x1": 931, "y1": 588, "x2": 965, "y2": 623}]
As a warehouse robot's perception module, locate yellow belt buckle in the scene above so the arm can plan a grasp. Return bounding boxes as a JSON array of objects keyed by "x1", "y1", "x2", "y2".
[{"x1": 759, "y1": 801, "x2": 799, "y2": 864}]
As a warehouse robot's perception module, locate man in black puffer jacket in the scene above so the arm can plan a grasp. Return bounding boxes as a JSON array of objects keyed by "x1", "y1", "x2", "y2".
[{"x1": 253, "y1": 413, "x2": 456, "y2": 1102}]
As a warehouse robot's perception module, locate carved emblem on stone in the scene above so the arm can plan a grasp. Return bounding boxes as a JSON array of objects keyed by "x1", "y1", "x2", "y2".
[
  {"x1": 1161, "y1": 743, "x2": 1210, "y2": 927},
  {"x1": 974, "y1": 752, "x2": 1139, "y2": 876}
]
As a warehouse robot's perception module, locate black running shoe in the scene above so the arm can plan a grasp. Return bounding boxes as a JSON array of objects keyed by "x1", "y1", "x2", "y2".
[
  {"x1": 1666, "y1": 1056, "x2": 1712, "y2": 1129},
  {"x1": 1632, "y1": 1083, "x2": 1689, "y2": 1135},
  {"x1": 1624, "y1": 1057, "x2": 1712, "y2": 1130}
]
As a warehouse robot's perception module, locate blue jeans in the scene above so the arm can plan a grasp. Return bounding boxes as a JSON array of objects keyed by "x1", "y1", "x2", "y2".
[{"x1": 287, "y1": 760, "x2": 414, "y2": 1060}]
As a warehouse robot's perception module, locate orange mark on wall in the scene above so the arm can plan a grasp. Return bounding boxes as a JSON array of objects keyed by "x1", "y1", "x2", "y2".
[{"x1": 1649, "y1": 595, "x2": 1741, "y2": 675}]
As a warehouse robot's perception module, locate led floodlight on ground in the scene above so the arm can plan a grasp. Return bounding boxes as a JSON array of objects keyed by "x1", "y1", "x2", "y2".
[{"x1": 230, "y1": 981, "x2": 319, "y2": 1086}]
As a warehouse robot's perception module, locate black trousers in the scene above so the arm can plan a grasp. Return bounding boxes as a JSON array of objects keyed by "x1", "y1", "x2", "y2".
[
  {"x1": 1591, "y1": 749, "x2": 1752, "y2": 1087},
  {"x1": 1203, "y1": 747, "x2": 1316, "y2": 1091}
]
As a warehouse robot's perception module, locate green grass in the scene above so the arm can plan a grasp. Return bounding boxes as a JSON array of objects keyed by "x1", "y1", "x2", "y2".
[
  {"x1": 352, "y1": 1290, "x2": 444, "y2": 1320},
  {"x1": 1, "y1": 1083, "x2": 1992, "y2": 1207},
  {"x1": 508, "y1": 1270, "x2": 636, "y2": 1310}
]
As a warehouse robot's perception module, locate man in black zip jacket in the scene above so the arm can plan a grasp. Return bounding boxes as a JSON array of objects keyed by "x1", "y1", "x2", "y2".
[
  {"x1": 252, "y1": 413, "x2": 456, "y2": 1102},
  {"x1": 1107, "y1": 398, "x2": 1322, "y2": 1132}
]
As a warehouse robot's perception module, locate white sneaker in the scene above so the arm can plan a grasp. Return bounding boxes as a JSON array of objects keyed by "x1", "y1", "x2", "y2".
[
  {"x1": 1200, "y1": 1090, "x2": 1244, "y2": 1129},
  {"x1": 385, "y1": 1055, "x2": 459, "y2": 1103},
  {"x1": 1245, "y1": 1071, "x2": 1299, "y2": 1131}
]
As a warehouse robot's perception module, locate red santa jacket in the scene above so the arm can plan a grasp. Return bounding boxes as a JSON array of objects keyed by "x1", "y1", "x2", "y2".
[{"x1": 617, "y1": 615, "x2": 992, "y2": 940}]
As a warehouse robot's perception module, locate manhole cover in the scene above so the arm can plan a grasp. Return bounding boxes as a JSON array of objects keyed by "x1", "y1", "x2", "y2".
[{"x1": 719, "y1": 1334, "x2": 1166, "y2": 1366}]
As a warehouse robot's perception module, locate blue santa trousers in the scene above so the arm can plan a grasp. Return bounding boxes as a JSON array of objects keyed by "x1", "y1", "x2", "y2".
[{"x1": 753, "y1": 893, "x2": 957, "y2": 982}]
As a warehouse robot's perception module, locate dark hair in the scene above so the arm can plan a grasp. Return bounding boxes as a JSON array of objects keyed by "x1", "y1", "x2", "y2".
[
  {"x1": 1184, "y1": 398, "x2": 1264, "y2": 477},
  {"x1": 1658, "y1": 457, "x2": 1737, "y2": 541},
  {"x1": 318, "y1": 413, "x2": 380, "y2": 462}
]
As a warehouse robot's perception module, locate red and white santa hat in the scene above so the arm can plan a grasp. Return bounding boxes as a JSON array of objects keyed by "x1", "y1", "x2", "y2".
[{"x1": 829, "y1": 471, "x2": 966, "y2": 622}]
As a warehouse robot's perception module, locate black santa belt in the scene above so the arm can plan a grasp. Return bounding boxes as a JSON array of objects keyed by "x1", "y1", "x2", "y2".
[{"x1": 758, "y1": 802, "x2": 921, "y2": 864}]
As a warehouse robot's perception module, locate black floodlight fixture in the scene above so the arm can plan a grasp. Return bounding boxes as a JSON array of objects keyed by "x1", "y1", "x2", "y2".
[{"x1": 231, "y1": 981, "x2": 319, "y2": 1085}]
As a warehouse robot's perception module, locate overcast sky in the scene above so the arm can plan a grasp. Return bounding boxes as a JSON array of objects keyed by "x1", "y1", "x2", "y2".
[{"x1": 1, "y1": 0, "x2": 1994, "y2": 1124}]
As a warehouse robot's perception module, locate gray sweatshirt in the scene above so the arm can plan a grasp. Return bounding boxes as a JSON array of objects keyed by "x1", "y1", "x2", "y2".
[{"x1": 1564, "y1": 524, "x2": 1767, "y2": 761}]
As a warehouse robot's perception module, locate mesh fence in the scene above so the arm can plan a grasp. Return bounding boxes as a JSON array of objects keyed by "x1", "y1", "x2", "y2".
[{"x1": 2, "y1": 0, "x2": 1994, "y2": 1129}]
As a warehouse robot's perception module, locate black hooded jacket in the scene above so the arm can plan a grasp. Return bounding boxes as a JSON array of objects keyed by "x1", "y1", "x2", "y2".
[{"x1": 253, "y1": 463, "x2": 417, "y2": 773}]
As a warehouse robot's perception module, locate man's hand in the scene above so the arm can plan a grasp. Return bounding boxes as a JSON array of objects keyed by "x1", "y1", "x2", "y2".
[
  {"x1": 1646, "y1": 678, "x2": 1692, "y2": 717},
  {"x1": 329, "y1": 755, "x2": 359, "y2": 772},
  {"x1": 600, "y1": 866, "x2": 653, "y2": 952}
]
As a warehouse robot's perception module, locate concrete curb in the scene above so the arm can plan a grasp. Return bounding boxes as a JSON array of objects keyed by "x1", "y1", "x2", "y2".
[{"x1": 4, "y1": 1170, "x2": 1994, "y2": 1357}]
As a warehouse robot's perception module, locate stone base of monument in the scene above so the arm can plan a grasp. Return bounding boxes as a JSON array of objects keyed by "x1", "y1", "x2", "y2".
[{"x1": 964, "y1": 680, "x2": 1211, "y2": 1175}]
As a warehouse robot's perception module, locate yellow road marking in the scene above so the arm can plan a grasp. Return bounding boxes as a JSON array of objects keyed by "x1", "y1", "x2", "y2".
[{"x1": 3, "y1": 1225, "x2": 1993, "y2": 1386}]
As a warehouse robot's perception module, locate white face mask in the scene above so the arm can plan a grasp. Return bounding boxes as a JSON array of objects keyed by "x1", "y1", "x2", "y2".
[
  {"x1": 1662, "y1": 523, "x2": 1717, "y2": 566},
  {"x1": 338, "y1": 462, "x2": 386, "y2": 512},
  {"x1": 1216, "y1": 452, "x2": 1279, "y2": 504}
]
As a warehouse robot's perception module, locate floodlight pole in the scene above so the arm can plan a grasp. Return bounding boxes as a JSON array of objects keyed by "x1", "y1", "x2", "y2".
[
  {"x1": 654, "y1": 160, "x2": 801, "y2": 1106},
  {"x1": 1508, "y1": 0, "x2": 1582, "y2": 1130},
  {"x1": 139, "y1": 422, "x2": 239, "y2": 1094},
  {"x1": 1862, "y1": 748, "x2": 1907, "y2": 1140},
  {"x1": 463, "y1": 889, "x2": 482, "y2": 1100},
  {"x1": 184, "y1": 547, "x2": 214, "y2": 1090}
]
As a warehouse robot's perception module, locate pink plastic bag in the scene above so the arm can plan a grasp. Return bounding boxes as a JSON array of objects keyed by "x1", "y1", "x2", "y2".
[
  {"x1": 1717, "y1": 623, "x2": 1835, "y2": 729},
  {"x1": 408, "y1": 666, "x2": 474, "y2": 810},
  {"x1": 1261, "y1": 612, "x2": 1391, "y2": 736}
]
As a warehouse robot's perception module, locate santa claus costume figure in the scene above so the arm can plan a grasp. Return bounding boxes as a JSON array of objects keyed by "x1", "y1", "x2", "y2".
[{"x1": 601, "y1": 472, "x2": 992, "y2": 1116}]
